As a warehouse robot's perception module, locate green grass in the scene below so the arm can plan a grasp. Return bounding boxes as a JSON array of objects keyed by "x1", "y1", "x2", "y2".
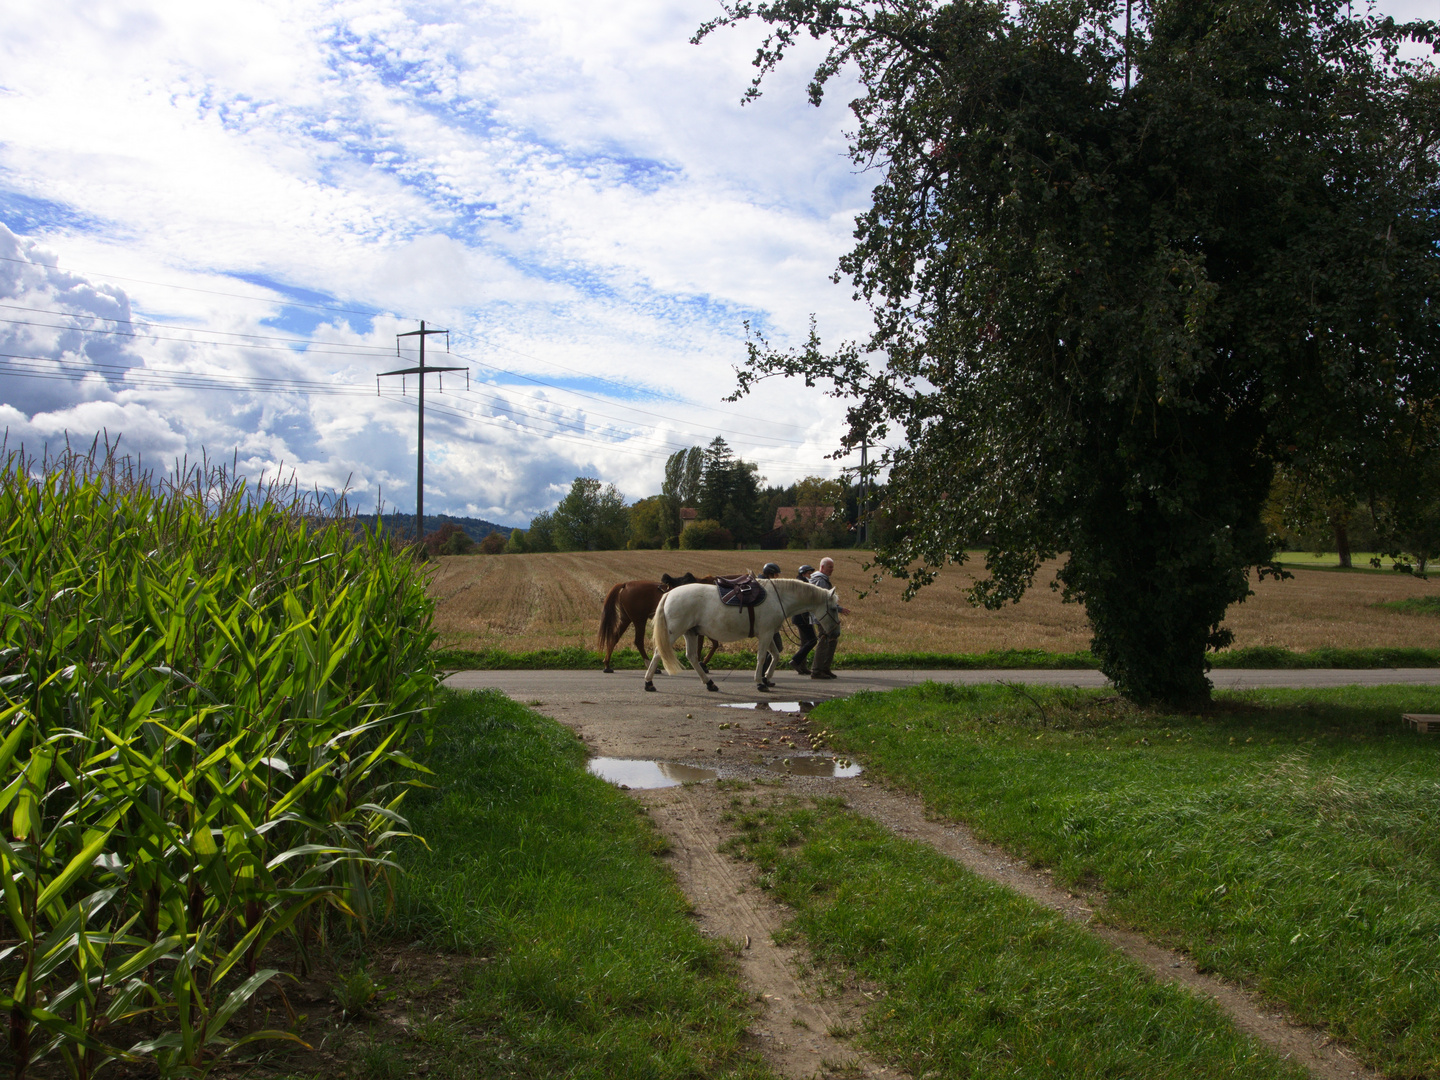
[
  {"x1": 1377, "y1": 595, "x2": 1440, "y2": 617},
  {"x1": 809, "y1": 683, "x2": 1440, "y2": 1078},
  {"x1": 1273, "y1": 551, "x2": 1398, "y2": 571},
  {"x1": 382, "y1": 689, "x2": 773, "y2": 1080},
  {"x1": 724, "y1": 795, "x2": 1305, "y2": 1079},
  {"x1": 433, "y1": 645, "x2": 1440, "y2": 670}
]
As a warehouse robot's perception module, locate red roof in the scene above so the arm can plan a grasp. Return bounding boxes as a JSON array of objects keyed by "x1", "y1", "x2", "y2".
[{"x1": 679, "y1": 507, "x2": 699, "y2": 521}]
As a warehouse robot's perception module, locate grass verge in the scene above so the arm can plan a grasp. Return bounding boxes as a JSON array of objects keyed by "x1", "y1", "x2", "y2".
[
  {"x1": 290, "y1": 689, "x2": 774, "y2": 1080},
  {"x1": 722, "y1": 792, "x2": 1305, "y2": 1079},
  {"x1": 808, "y1": 683, "x2": 1440, "y2": 1078},
  {"x1": 433, "y1": 644, "x2": 1440, "y2": 670},
  {"x1": 1377, "y1": 595, "x2": 1440, "y2": 617}
]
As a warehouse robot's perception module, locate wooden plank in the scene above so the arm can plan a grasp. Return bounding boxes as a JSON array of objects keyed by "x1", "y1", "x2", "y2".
[{"x1": 1401, "y1": 713, "x2": 1440, "y2": 733}]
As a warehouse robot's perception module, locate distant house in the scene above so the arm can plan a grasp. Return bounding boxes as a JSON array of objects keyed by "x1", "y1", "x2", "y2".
[
  {"x1": 680, "y1": 507, "x2": 699, "y2": 522},
  {"x1": 773, "y1": 506, "x2": 834, "y2": 530}
]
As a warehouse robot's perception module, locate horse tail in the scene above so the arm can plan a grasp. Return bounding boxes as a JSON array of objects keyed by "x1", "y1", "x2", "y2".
[
  {"x1": 653, "y1": 594, "x2": 682, "y2": 676},
  {"x1": 597, "y1": 582, "x2": 625, "y2": 651}
]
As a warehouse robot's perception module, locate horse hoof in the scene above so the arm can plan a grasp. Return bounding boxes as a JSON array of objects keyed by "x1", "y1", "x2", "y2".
[
  {"x1": 706, "y1": 681, "x2": 719, "y2": 692},
  {"x1": 644, "y1": 682, "x2": 656, "y2": 693},
  {"x1": 603, "y1": 666, "x2": 614, "y2": 674}
]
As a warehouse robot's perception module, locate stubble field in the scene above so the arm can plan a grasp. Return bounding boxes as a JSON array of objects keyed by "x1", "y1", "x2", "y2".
[{"x1": 428, "y1": 549, "x2": 1440, "y2": 657}]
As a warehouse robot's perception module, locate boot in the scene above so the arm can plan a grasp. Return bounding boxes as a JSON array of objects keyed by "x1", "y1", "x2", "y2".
[{"x1": 790, "y1": 657, "x2": 811, "y2": 676}]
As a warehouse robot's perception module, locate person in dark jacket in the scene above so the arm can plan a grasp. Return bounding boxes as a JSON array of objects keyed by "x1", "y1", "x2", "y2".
[{"x1": 789, "y1": 564, "x2": 819, "y2": 675}]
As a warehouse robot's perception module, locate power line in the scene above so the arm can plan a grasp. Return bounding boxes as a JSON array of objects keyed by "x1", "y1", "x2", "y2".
[
  {"x1": 0, "y1": 302, "x2": 397, "y2": 351},
  {"x1": 453, "y1": 333, "x2": 819, "y2": 434},
  {"x1": 1, "y1": 254, "x2": 824, "y2": 436},
  {"x1": 0, "y1": 347, "x2": 749, "y2": 453},
  {"x1": 0, "y1": 302, "x2": 821, "y2": 449},
  {"x1": 451, "y1": 349, "x2": 819, "y2": 449},
  {"x1": 0, "y1": 254, "x2": 393, "y2": 320},
  {"x1": 0, "y1": 298, "x2": 822, "y2": 444},
  {"x1": 0, "y1": 314, "x2": 395, "y2": 360},
  {"x1": 0, "y1": 353, "x2": 838, "y2": 470}
]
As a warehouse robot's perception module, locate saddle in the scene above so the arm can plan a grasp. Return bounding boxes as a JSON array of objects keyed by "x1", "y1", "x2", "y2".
[{"x1": 715, "y1": 573, "x2": 767, "y2": 636}]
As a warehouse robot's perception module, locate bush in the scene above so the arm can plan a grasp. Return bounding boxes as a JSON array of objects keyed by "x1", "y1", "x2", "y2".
[
  {"x1": 680, "y1": 519, "x2": 734, "y2": 549},
  {"x1": 479, "y1": 530, "x2": 507, "y2": 554},
  {"x1": 424, "y1": 521, "x2": 474, "y2": 556}
]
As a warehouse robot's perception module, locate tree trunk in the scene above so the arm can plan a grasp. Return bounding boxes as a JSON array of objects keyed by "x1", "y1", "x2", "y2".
[{"x1": 1335, "y1": 521, "x2": 1352, "y2": 568}]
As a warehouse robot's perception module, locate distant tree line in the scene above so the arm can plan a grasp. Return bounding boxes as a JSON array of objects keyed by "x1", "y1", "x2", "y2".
[{"x1": 488, "y1": 436, "x2": 881, "y2": 554}]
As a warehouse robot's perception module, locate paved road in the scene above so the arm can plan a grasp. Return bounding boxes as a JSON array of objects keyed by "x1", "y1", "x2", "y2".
[{"x1": 445, "y1": 666, "x2": 1440, "y2": 701}]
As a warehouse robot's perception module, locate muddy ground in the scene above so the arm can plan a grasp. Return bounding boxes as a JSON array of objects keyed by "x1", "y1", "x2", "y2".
[{"x1": 450, "y1": 668, "x2": 1395, "y2": 1080}]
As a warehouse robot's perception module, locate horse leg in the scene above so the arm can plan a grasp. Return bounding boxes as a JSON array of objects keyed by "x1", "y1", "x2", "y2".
[
  {"x1": 754, "y1": 639, "x2": 772, "y2": 691},
  {"x1": 703, "y1": 638, "x2": 720, "y2": 668},
  {"x1": 644, "y1": 646, "x2": 662, "y2": 691},
  {"x1": 604, "y1": 612, "x2": 631, "y2": 673},
  {"x1": 634, "y1": 616, "x2": 650, "y2": 663},
  {"x1": 687, "y1": 631, "x2": 718, "y2": 692}
]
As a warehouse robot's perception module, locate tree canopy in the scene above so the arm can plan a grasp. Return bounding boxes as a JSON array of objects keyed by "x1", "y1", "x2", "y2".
[
  {"x1": 551, "y1": 477, "x2": 629, "y2": 551},
  {"x1": 702, "y1": 0, "x2": 1440, "y2": 704}
]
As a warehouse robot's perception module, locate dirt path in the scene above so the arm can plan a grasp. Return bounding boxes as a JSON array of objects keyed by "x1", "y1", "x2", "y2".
[
  {"x1": 453, "y1": 670, "x2": 1397, "y2": 1080},
  {"x1": 636, "y1": 782, "x2": 893, "y2": 1079}
]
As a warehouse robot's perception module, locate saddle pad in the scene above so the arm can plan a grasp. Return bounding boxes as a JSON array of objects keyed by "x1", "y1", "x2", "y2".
[{"x1": 715, "y1": 573, "x2": 767, "y2": 607}]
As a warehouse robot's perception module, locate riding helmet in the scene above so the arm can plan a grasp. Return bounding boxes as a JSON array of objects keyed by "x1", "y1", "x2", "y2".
[
  {"x1": 797, "y1": 564, "x2": 815, "y2": 577},
  {"x1": 761, "y1": 561, "x2": 782, "y2": 578}
]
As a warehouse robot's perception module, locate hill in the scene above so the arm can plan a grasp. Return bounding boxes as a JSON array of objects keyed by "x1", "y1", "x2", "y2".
[{"x1": 354, "y1": 512, "x2": 517, "y2": 543}]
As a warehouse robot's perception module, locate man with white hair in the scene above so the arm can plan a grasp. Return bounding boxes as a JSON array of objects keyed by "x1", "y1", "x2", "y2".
[{"x1": 807, "y1": 557, "x2": 844, "y2": 679}]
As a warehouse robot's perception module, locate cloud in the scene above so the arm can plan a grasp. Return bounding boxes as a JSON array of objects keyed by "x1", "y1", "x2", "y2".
[{"x1": 0, "y1": 1, "x2": 876, "y2": 524}]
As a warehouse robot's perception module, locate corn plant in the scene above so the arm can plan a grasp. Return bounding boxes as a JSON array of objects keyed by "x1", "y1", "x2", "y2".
[{"x1": 0, "y1": 441, "x2": 437, "y2": 1078}]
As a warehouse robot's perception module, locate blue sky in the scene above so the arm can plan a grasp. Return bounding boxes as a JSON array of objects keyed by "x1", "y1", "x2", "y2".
[{"x1": 0, "y1": 0, "x2": 1432, "y2": 526}]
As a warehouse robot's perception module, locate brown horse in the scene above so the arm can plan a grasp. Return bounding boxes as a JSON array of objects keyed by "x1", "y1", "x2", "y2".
[{"x1": 597, "y1": 575, "x2": 720, "y2": 673}]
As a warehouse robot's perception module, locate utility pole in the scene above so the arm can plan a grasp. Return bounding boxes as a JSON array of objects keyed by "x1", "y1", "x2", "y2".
[
  {"x1": 378, "y1": 321, "x2": 466, "y2": 545},
  {"x1": 859, "y1": 431, "x2": 869, "y2": 548},
  {"x1": 1124, "y1": 0, "x2": 1132, "y2": 92}
]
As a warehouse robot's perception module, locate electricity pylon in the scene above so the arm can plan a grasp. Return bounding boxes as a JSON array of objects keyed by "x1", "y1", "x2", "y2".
[{"x1": 378, "y1": 321, "x2": 467, "y2": 544}]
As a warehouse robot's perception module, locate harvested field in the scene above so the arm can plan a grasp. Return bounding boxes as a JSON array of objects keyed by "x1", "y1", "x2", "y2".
[{"x1": 429, "y1": 550, "x2": 1440, "y2": 656}]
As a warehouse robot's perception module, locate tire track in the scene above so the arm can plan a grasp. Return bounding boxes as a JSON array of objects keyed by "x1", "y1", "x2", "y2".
[
  {"x1": 635, "y1": 783, "x2": 898, "y2": 1079},
  {"x1": 832, "y1": 780, "x2": 1383, "y2": 1080}
]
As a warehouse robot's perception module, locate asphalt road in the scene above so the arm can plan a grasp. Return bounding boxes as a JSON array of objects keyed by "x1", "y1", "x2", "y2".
[{"x1": 445, "y1": 666, "x2": 1440, "y2": 701}]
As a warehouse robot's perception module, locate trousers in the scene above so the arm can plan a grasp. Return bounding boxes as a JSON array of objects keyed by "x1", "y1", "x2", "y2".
[
  {"x1": 811, "y1": 629, "x2": 839, "y2": 675},
  {"x1": 792, "y1": 617, "x2": 818, "y2": 666}
]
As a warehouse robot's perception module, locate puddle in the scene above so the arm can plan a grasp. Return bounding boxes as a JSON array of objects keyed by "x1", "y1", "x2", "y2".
[
  {"x1": 766, "y1": 755, "x2": 864, "y2": 778},
  {"x1": 718, "y1": 701, "x2": 816, "y2": 713},
  {"x1": 588, "y1": 757, "x2": 717, "y2": 789}
]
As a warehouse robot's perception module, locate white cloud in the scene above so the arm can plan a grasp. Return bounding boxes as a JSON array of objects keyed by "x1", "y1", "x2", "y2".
[
  {"x1": 3, "y1": 0, "x2": 1425, "y2": 524},
  {"x1": 0, "y1": 0, "x2": 877, "y2": 524}
]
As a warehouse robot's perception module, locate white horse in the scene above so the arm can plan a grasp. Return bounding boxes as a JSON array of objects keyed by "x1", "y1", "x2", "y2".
[{"x1": 644, "y1": 578, "x2": 841, "y2": 692}]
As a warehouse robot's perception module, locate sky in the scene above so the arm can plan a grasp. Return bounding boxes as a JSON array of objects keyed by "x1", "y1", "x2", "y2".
[{"x1": 0, "y1": 0, "x2": 1433, "y2": 527}]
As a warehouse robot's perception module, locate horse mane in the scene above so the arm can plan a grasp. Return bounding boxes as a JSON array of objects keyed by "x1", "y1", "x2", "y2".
[{"x1": 766, "y1": 577, "x2": 831, "y2": 607}]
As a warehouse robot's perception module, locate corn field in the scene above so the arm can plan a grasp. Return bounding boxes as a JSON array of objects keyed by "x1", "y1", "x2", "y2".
[{"x1": 0, "y1": 444, "x2": 437, "y2": 1078}]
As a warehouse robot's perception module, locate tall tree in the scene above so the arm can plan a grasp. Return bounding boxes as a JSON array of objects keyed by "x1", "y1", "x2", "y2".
[
  {"x1": 703, "y1": 0, "x2": 1440, "y2": 705},
  {"x1": 699, "y1": 437, "x2": 766, "y2": 543},
  {"x1": 698, "y1": 437, "x2": 737, "y2": 524},
  {"x1": 662, "y1": 446, "x2": 706, "y2": 545},
  {"x1": 552, "y1": 477, "x2": 629, "y2": 551}
]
